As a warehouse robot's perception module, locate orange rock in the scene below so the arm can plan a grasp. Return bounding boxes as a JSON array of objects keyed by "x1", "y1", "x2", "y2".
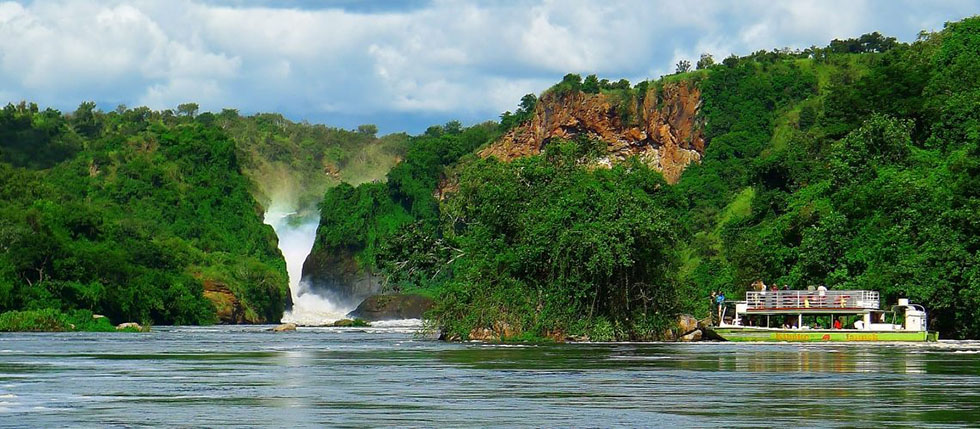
[
  {"x1": 479, "y1": 81, "x2": 705, "y2": 184},
  {"x1": 202, "y1": 279, "x2": 263, "y2": 324}
]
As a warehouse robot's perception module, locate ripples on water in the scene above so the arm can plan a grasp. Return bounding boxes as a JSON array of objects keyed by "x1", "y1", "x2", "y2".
[{"x1": 1, "y1": 325, "x2": 979, "y2": 428}]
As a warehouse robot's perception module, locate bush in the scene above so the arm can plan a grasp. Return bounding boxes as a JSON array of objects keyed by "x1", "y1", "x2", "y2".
[{"x1": 0, "y1": 309, "x2": 117, "y2": 332}]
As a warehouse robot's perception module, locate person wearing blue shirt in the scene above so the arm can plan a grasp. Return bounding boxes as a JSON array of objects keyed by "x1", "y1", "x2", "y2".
[{"x1": 715, "y1": 292, "x2": 726, "y2": 324}]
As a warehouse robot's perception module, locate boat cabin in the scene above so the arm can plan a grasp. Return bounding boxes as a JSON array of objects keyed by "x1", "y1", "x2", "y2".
[{"x1": 721, "y1": 290, "x2": 928, "y2": 333}]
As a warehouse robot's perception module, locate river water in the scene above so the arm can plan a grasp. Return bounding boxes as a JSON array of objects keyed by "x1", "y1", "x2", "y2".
[{"x1": 1, "y1": 325, "x2": 978, "y2": 428}]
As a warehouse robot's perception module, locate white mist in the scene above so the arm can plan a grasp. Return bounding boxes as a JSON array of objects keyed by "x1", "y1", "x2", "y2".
[{"x1": 263, "y1": 205, "x2": 350, "y2": 325}]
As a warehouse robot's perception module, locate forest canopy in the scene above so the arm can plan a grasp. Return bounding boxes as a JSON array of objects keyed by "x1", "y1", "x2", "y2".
[{"x1": 309, "y1": 17, "x2": 980, "y2": 340}]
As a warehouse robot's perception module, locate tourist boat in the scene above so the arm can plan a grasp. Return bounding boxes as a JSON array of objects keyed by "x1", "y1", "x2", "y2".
[{"x1": 706, "y1": 289, "x2": 939, "y2": 342}]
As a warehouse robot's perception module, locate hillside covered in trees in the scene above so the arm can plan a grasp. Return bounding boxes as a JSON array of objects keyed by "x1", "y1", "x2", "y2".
[
  {"x1": 2, "y1": 16, "x2": 978, "y2": 339},
  {"x1": 0, "y1": 103, "x2": 404, "y2": 329},
  {"x1": 309, "y1": 17, "x2": 980, "y2": 340}
]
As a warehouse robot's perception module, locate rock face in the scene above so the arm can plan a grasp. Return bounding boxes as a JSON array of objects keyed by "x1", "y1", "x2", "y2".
[
  {"x1": 301, "y1": 247, "x2": 382, "y2": 309},
  {"x1": 467, "y1": 321, "x2": 519, "y2": 342},
  {"x1": 347, "y1": 294, "x2": 434, "y2": 321},
  {"x1": 479, "y1": 81, "x2": 705, "y2": 184},
  {"x1": 203, "y1": 280, "x2": 252, "y2": 324}
]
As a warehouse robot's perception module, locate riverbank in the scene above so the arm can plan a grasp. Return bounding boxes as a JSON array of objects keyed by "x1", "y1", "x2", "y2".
[{"x1": 0, "y1": 309, "x2": 147, "y2": 332}]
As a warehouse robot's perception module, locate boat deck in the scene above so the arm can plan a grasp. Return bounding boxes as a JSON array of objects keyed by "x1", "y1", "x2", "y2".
[
  {"x1": 743, "y1": 290, "x2": 879, "y2": 314},
  {"x1": 709, "y1": 326, "x2": 938, "y2": 342}
]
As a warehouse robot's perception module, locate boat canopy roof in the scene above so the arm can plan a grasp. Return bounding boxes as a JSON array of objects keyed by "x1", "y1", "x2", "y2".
[{"x1": 741, "y1": 290, "x2": 880, "y2": 315}]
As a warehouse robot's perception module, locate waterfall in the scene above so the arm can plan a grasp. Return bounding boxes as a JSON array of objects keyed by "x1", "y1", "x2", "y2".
[{"x1": 263, "y1": 205, "x2": 349, "y2": 325}]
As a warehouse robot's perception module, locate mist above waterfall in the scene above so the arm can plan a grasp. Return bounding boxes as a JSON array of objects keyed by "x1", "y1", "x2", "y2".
[
  {"x1": 263, "y1": 200, "x2": 350, "y2": 325},
  {"x1": 238, "y1": 125, "x2": 406, "y2": 325}
]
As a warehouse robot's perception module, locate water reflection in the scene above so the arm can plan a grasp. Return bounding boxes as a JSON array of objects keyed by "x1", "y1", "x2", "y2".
[{"x1": 0, "y1": 328, "x2": 978, "y2": 427}]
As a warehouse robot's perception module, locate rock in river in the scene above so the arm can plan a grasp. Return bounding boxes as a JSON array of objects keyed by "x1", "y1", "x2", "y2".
[
  {"x1": 273, "y1": 323, "x2": 297, "y2": 332},
  {"x1": 347, "y1": 294, "x2": 434, "y2": 322},
  {"x1": 116, "y1": 322, "x2": 143, "y2": 331}
]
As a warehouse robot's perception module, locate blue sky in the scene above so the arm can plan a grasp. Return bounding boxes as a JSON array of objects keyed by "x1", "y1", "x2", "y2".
[{"x1": 0, "y1": 0, "x2": 977, "y2": 134}]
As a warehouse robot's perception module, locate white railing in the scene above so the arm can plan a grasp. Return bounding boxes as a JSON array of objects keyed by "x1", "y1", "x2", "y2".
[{"x1": 744, "y1": 290, "x2": 879, "y2": 311}]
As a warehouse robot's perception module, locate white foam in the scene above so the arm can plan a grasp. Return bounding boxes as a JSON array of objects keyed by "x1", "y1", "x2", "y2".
[
  {"x1": 281, "y1": 287, "x2": 351, "y2": 326},
  {"x1": 369, "y1": 319, "x2": 424, "y2": 328},
  {"x1": 264, "y1": 204, "x2": 355, "y2": 326}
]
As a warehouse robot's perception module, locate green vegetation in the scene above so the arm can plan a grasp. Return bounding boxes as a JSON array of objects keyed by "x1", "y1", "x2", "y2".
[
  {"x1": 675, "y1": 17, "x2": 980, "y2": 337},
  {"x1": 0, "y1": 309, "x2": 122, "y2": 332},
  {"x1": 215, "y1": 110, "x2": 407, "y2": 211},
  {"x1": 4, "y1": 16, "x2": 979, "y2": 340},
  {"x1": 332, "y1": 318, "x2": 371, "y2": 327},
  {"x1": 430, "y1": 144, "x2": 679, "y2": 340},
  {"x1": 0, "y1": 104, "x2": 288, "y2": 327},
  {"x1": 311, "y1": 16, "x2": 980, "y2": 340},
  {"x1": 307, "y1": 122, "x2": 498, "y2": 285},
  {"x1": 0, "y1": 98, "x2": 411, "y2": 329}
]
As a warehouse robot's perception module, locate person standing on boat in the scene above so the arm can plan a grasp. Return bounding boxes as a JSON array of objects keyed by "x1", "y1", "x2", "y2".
[
  {"x1": 716, "y1": 292, "x2": 726, "y2": 325},
  {"x1": 817, "y1": 284, "x2": 828, "y2": 307},
  {"x1": 833, "y1": 318, "x2": 842, "y2": 329},
  {"x1": 709, "y1": 291, "x2": 717, "y2": 324}
]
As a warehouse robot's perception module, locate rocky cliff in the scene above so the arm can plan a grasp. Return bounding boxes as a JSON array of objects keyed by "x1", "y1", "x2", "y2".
[
  {"x1": 300, "y1": 247, "x2": 383, "y2": 309},
  {"x1": 480, "y1": 80, "x2": 705, "y2": 183}
]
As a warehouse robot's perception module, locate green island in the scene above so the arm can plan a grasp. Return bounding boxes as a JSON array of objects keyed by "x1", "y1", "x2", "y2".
[{"x1": 2, "y1": 17, "x2": 979, "y2": 341}]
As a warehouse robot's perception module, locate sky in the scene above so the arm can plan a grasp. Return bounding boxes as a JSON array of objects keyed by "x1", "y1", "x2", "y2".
[{"x1": 0, "y1": 0, "x2": 977, "y2": 134}]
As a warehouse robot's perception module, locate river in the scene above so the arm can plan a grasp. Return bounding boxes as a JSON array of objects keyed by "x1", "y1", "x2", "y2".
[{"x1": 1, "y1": 325, "x2": 978, "y2": 427}]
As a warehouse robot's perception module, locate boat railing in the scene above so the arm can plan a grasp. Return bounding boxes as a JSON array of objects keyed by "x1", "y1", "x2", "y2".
[{"x1": 744, "y1": 290, "x2": 879, "y2": 311}]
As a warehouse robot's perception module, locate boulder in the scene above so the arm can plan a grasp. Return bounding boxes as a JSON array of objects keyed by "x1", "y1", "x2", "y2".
[
  {"x1": 332, "y1": 319, "x2": 370, "y2": 327},
  {"x1": 347, "y1": 294, "x2": 434, "y2": 321},
  {"x1": 680, "y1": 329, "x2": 703, "y2": 342},
  {"x1": 661, "y1": 314, "x2": 703, "y2": 341},
  {"x1": 273, "y1": 323, "x2": 296, "y2": 332},
  {"x1": 464, "y1": 321, "x2": 520, "y2": 342},
  {"x1": 116, "y1": 322, "x2": 142, "y2": 331},
  {"x1": 468, "y1": 327, "x2": 495, "y2": 341},
  {"x1": 697, "y1": 316, "x2": 714, "y2": 330},
  {"x1": 676, "y1": 314, "x2": 699, "y2": 333}
]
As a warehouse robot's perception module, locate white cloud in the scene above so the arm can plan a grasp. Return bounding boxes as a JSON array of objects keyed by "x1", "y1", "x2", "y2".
[{"x1": 0, "y1": 0, "x2": 973, "y2": 132}]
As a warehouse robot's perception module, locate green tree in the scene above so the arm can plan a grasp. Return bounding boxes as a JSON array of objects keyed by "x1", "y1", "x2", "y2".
[
  {"x1": 177, "y1": 103, "x2": 199, "y2": 118},
  {"x1": 357, "y1": 124, "x2": 379, "y2": 136},
  {"x1": 675, "y1": 60, "x2": 692, "y2": 73},
  {"x1": 696, "y1": 53, "x2": 715, "y2": 69},
  {"x1": 582, "y1": 74, "x2": 601, "y2": 94}
]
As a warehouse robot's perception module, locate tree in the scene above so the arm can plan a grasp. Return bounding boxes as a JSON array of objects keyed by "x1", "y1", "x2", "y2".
[
  {"x1": 218, "y1": 108, "x2": 239, "y2": 121},
  {"x1": 561, "y1": 73, "x2": 582, "y2": 86},
  {"x1": 675, "y1": 60, "x2": 692, "y2": 74},
  {"x1": 697, "y1": 53, "x2": 715, "y2": 69},
  {"x1": 71, "y1": 101, "x2": 100, "y2": 138},
  {"x1": 612, "y1": 79, "x2": 631, "y2": 90},
  {"x1": 582, "y1": 74, "x2": 600, "y2": 94},
  {"x1": 798, "y1": 105, "x2": 817, "y2": 130},
  {"x1": 357, "y1": 124, "x2": 378, "y2": 137},
  {"x1": 176, "y1": 103, "x2": 199, "y2": 118},
  {"x1": 518, "y1": 93, "x2": 537, "y2": 112},
  {"x1": 554, "y1": 73, "x2": 583, "y2": 95},
  {"x1": 443, "y1": 120, "x2": 462, "y2": 135},
  {"x1": 722, "y1": 54, "x2": 739, "y2": 68}
]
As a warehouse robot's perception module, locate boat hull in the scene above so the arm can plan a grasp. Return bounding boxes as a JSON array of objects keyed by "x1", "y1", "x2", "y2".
[{"x1": 707, "y1": 327, "x2": 938, "y2": 342}]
